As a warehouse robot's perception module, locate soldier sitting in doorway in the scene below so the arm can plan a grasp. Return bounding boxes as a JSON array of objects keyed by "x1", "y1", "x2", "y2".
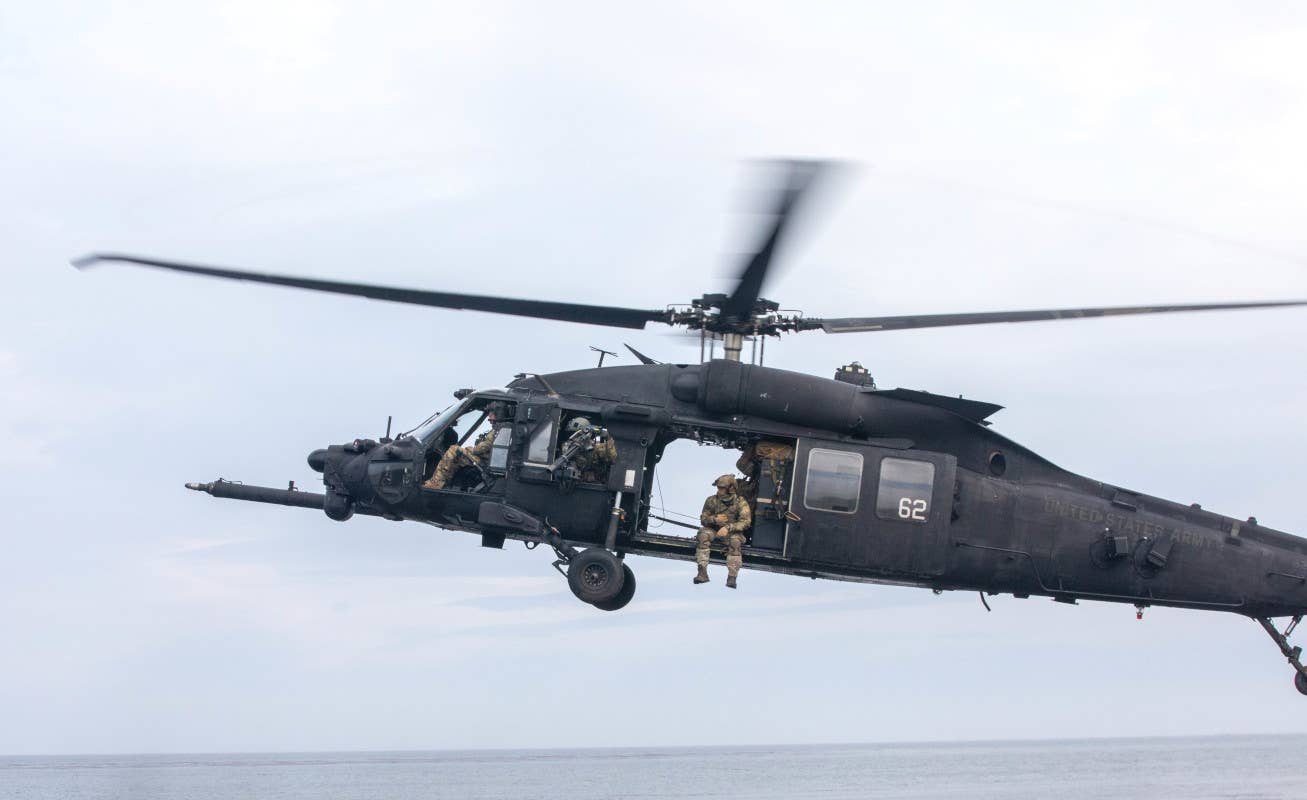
[
  {"x1": 694, "y1": 474, "x2": 752, "y2": 589},
  {"x1": 423, "y1": 402, "x2": 513, "y2": 491}
]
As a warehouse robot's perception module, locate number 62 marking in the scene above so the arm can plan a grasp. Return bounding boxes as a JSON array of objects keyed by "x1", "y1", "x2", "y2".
[{"x1": 897, "y1": 497, "x2": 928, "y2": 521}]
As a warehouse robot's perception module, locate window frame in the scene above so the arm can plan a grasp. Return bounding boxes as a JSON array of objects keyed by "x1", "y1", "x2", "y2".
[
  {"x1": 524, "y1": 418, "x2": 556, "y2": 466},
  {"x1": 489, "y1": 426, "x2": 514, "y2": 473}
]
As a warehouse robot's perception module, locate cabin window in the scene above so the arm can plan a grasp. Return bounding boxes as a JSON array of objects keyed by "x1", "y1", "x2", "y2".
[
  {"x1": 526, "y1": 419, "x2": 555, "y2": 464},
  {"x1": 804, "y1": 449, "x2": 863, "y2": 514},
  {"x1": 876, "y1": 457, "x2": 935, "y2": 523}
]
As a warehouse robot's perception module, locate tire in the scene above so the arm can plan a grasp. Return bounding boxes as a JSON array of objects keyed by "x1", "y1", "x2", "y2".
[
  {"x1": 592, "y1": 565, "x2": 637, "y2": 611},
  {"x1": 567, "y1": 549, "x2": 626, "y2": 605},
  {"x1": 1295, "y1": 671, "x2": 1307, "y2": 696}
]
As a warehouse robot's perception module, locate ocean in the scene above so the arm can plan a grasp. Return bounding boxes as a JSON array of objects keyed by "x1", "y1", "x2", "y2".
[{"x1": 2, "y1": 736, "x2": 1304, "y2": 799}]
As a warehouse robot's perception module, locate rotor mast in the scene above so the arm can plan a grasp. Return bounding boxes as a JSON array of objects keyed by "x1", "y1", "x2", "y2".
[{"x1": 722, "y1": 332, "x2": 744, "y2": 362}]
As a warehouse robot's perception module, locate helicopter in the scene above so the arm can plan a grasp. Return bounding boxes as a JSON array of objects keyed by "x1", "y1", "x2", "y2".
[{"x1": 74, "y1": 160, "x2": 1307, "y2": 694}]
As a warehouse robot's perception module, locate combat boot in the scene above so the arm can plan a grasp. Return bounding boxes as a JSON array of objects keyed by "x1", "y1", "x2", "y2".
[
  {"x1": 726, "y1": 574, "x2": 737, "y2": 589},
  {"x1": 694, "y1": 565, "x2": 709, "y2": 584}
]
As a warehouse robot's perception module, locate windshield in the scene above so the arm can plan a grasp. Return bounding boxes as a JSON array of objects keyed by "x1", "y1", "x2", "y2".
[{"x1": 403, "y1": 399, "x2": 470, "y2": 444}]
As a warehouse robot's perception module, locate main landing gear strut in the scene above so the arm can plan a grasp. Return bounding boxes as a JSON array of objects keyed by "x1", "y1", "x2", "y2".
[
  {"x1": 1256, "y1": 616, "x2": 1307, "y2": 695},
  {"x1": 542, "y1": 526, "x2": 636, "y2": 612}
]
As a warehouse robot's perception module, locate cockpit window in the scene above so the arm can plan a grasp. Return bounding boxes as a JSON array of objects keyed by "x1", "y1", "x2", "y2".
[
  {"x1": 405, "y1": 400, "x2": 470, "y2": 444},
  {"x1": 489, "y1": 426, "x2": 514, "y2": 472},
  {"x1": 458, "y1": 411, "x2": 491, "y2": 446}
]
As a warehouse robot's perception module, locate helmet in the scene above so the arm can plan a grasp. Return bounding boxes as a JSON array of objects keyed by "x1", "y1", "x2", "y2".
[
  {"x1": 712, "y1": 474, "x2": 737, "y2": 490},
  {"x1": 486, "y1": 402, "x2": 509, "y2": 419},
  {"x1": 566, "y1": 416, "x2": 593, "y2": 433}
]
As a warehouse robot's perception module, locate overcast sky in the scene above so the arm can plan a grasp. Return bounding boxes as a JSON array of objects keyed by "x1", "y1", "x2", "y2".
[{"x1": 4, "y1": 1, "x2": 1307, "y2": 755}]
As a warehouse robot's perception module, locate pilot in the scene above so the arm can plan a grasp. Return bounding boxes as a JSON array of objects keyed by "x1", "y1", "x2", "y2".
[
  {"x1": 563, "y1": 416, "x2": 617, "y2": 483},
  {"x1": 423, "y1": 402, "x2": 512, "y2": 491},
  {"x1": 694, "y1": 474, "x2": 752, "y2": 589}
]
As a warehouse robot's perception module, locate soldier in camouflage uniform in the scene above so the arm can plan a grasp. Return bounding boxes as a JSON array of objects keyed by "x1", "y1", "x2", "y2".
[
  {"x1": 735, "y1": 447, "x2": 759, "y2": 505},
  {"x1": 423, "y1": 403, "x2": 510, "y2": 490},
  {"x1": 694, "y1": 474, "x2": 752, "y2": 588},
  {"x1": 735, "y1": 439, "x2": 793, "y2": 510},
  {"x1": 564, "y1": 417, "x2": 617, "y2": 484}
]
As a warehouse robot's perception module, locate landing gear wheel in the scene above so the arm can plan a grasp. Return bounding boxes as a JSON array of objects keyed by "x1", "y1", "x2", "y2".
[
  {"x1": 567, "y1": 548, "x2": 626, "y2": 605},
  {"x1": 592, "y1": 565, "x2": 637, "y2": 612},
  {"x1": 1295, "y1": 672, "x2": 1307, "y2": 696}
]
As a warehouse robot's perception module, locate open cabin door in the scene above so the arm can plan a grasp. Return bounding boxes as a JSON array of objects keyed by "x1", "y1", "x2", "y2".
[{"x1": 785, "y1": 439, "x2": 955, "y2": 577}]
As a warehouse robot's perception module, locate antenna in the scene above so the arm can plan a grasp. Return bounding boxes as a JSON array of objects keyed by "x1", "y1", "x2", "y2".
[{"x1": 589, "y1": 346, "x2": 618, "y2": 367}]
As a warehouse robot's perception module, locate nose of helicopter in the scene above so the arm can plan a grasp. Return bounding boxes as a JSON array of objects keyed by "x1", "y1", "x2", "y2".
[{"x1": 307, "y1": 448, "x2": 328, "y2": 472}]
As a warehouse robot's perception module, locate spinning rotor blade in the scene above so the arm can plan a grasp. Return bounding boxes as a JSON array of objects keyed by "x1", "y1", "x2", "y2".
[
  {"x1": 72, "y1": 253, "x2": 668, "y2": 330},
  {"x1": 813, "y1": 299, "x2": 1307, "y2": 334},
  {"x1": 721, "y1": 160, "x2": 830, "y2": 319}
]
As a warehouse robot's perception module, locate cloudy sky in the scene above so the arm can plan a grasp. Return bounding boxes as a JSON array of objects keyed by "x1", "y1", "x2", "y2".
[{"x1": 4, "y1": 1, "x2": 1307, "y2": 754}]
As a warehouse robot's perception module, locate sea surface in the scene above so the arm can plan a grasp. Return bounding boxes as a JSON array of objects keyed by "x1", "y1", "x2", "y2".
[{"x1": 2, "y1": 736, "x2": 1305, "y2": 799}]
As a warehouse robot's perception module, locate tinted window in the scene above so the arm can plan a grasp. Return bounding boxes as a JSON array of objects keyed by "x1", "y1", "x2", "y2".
[
  {"x1": 804, "y1": 449, "x2": 863, "y2": 513},
  {"x1": 526, "y1": 420, "x2": 554, "y2": 464},
  {"x1": 876, "y1": 458, "x2": 935, "y2": 523},
  {"x1": 489, "y1": 427, "x2": 513, "y2": 471}
]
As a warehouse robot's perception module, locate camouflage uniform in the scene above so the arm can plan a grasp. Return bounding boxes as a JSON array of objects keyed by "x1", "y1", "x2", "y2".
[
  {"x1": 695, "y1": 474, "x2": 752, "y2": 586},
  {"x1": 574, "y1": 435, "x2": 617, "y2": 484},
  {"x1": 735, "y1": 448, "x2": 759, "y2": 504},
  {"x1": 735, "y1": 440, "x2": 793, "y2": 508},
  {"x1": 424, "y1": 425, "x2": 501, "y2": 490}
]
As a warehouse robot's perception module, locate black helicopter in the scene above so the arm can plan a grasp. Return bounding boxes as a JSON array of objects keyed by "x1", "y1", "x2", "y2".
[{"x1": 75, "y1": 161, "x2": 1307, "y2": 694}]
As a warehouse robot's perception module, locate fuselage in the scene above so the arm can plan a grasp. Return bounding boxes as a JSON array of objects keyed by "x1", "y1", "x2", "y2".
[{"x1": 282, "y1": 360, "x2": 1307, "y2": 619}]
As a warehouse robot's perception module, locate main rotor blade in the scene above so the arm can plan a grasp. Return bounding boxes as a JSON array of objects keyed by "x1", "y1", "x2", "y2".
[
  {"x1": 73, "y1": 253, "x2": 668, "y2": 330},
  {"x1": 721, "y1": 160, "x2": 829, "y2": 319},
  {"x1": 811, "y1": 299, "x2": 1307, "y2": 334},
  {"x1": 624, "y1": 343, "x2": 662, "y2": 365}
]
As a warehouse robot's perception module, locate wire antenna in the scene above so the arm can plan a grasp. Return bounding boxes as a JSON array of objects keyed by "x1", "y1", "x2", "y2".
[{"x1": 589, "y1": 346, "x2": 619, "y2": 367}]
